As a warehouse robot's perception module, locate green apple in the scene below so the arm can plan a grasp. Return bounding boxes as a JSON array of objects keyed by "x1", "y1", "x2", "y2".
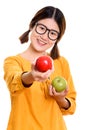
[{"x1": 52, "y1": 76, "x2": 67, "y2": 92}]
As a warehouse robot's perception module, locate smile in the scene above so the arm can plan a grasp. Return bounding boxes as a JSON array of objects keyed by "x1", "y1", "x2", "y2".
[{"x1": 37, "y1": 39, "x2": 48, "y2": 45}]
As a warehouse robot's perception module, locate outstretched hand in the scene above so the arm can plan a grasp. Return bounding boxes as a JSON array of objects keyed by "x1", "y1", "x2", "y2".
[{"x1": 30, "y1": 60, "x2": 54, "y2": 82}]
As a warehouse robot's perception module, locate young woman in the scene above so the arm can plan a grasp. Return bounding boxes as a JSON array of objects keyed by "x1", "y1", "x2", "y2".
[{"x1": 3, "y1": 6, "x2": 76, "y2": 130}]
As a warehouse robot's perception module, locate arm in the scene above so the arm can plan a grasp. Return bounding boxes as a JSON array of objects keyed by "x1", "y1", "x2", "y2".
[
  {"x1": 3, "y1": 56, "x2": 26, "y2": 93},
  {"x1": 49, "y1": 85, "x2": 71, "y2": 110},
  {"x1": 3, "y1": 56, "x2": 54, "y2": 93},
  {"x1": 48, "y1": 57, "x2": 77, "y2": 115},
  {"x1": 60, "y1": 57, "x2": 77, "y2": 115}
]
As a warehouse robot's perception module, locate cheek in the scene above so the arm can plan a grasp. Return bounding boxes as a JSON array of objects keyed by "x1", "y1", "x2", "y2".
[
  {"x1": 48, "y1": 41, "x2": 55, "y2": 48},
  {"x1": 30, "y1": 31, "x2": 38, "y2": 42},
  {"x1": 30, "y1": 32, "x2": 35, "y2": 41},
  {"x1": 47, "y1": 41, "x2": 57, "y2": 51}
]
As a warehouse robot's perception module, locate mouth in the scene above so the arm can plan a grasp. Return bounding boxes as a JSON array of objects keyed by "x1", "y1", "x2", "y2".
[{"x1": 37, "y1": 39, "x2": 48, "y2": 46}]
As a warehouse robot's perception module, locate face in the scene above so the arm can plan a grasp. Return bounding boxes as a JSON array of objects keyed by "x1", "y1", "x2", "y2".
[{"x1": 30, "y1": 18, "x2": 60, "y2": 53}]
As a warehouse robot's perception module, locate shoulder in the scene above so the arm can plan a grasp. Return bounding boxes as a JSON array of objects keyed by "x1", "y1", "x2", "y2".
[
  {"x1": 4, "y1": 54, "x2": 17, "y2": 61},
  {"x1": 54, "y1": 56, "x2": 69, "y2": 65},
  {"x1": 3, "y1": 54, "x2": 31, "y2": 69},
  {"x1": 53, "y1": 56, "x2": 70, "y2": 73},
  {"x1": 4, "y1": 54, "x2": 23, "y2": 65}
]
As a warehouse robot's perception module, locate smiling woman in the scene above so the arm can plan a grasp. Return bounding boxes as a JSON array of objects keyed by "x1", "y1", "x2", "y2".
[
  {"x1": 3, "y1": 6, "x2": 76, "y2": 130},
  {"x1": 19, "y1": 18, "x2": 60, "y2": 58}
]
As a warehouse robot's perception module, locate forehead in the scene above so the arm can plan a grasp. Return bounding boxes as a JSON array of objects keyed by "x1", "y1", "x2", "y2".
[{"x1": 38, "y1": 18, "x2": 59, "y2": 31}]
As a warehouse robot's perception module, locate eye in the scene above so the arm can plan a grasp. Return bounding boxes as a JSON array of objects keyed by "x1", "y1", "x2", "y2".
[
  {"x1": 50, "y1": 31, "x2": 58, "y2": 36},
  {"x1": 39, "y1": 25, "x2": 46, "y2": 31}
]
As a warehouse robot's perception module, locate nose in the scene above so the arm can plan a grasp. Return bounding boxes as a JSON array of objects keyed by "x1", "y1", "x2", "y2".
[{"x1": 41, "y1": 31, "x2": 49, "y2": 40}]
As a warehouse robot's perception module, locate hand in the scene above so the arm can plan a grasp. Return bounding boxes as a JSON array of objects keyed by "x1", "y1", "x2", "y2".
[
  {"x1": 48, "y1": 85, "x2": 70, "y2": 109},
  {"x1": 30, "y1": 61, "x2": 54, "y2": 82},
  {"x1": 49, "y1": 85, "x2": 68, "y2": 100}
]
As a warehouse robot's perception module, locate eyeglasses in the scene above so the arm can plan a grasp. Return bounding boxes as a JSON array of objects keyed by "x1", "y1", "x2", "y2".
[{"x1": 35, "y1": 23, "x2": 60, "y2": 41}]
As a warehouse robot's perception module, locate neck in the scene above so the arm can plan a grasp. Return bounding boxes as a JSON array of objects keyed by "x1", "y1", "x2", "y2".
[
  {"x1": 21, "y1": 44, "x2": 47, "y2": 63},
  {"x1": 28, "y1": 44, "x2": 47, "y2": 57}
]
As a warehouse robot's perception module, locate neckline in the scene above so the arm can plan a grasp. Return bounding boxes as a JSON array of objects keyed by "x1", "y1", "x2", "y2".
[
  {"x1": 17, "y1": 52, "x2": 50, "y2": 63},
  {"x1": 17, "y1": 54, "x2": 31, "y2": 63}
]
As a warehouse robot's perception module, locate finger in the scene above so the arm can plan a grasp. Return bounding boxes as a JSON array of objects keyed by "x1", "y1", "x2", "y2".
[
  {"x1": 31, "y1": 62, "x2": 35, "y2": 70},
  {"x1": 49, "y1": 85, "x2": 54, "y2": 96},
  {"x1": 52, "y1": 87, "x2": 59, "y2": 95}
]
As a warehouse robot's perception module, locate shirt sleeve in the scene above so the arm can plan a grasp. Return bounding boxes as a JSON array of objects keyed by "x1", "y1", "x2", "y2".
[
  {"x1": 3, "y1": 56, "x2": 25, "y2": 93},
  {"x1": 59, "y1": 57, "x2": 77, "y2": 115}
]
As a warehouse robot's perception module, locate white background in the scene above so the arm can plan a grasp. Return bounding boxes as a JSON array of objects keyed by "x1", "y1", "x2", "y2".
[{"x1": 0, "y1": 0, "x2": 87, "y2": 130}]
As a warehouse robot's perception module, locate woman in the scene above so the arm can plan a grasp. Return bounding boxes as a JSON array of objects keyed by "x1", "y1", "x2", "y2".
[{"x1": 3, "y1": 6, "x2": 76, "y2": 130}]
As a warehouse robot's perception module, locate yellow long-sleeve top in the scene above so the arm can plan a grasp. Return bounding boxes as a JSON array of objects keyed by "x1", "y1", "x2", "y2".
[{"x1": 3, "y1": 54, "x2": 76, "y2": 130}]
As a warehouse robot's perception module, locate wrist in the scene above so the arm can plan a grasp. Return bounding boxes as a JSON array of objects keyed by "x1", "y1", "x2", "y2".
[
  {"x1": 56, "y1": 97, "x2": 71, "y2": 110},
  {"x1": 63, "y1": 98, "x2": 71, "y2": 110},
  {"x1": 21, "y1": 71, "x2": 34, "y2": 88}
]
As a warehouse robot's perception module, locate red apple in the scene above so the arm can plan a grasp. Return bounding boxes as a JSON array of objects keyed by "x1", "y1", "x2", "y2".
[
  {"x1": 52, "y1": 76, "x2": 67, "y2": 92},
  {"x1": 35, "y1": 56, "x2": 52, "y2": 72}
]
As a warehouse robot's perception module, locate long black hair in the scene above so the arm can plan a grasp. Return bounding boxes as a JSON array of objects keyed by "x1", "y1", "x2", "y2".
[{"x1": 19, "y1": 6, "x2": 66, "y2": 59}]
